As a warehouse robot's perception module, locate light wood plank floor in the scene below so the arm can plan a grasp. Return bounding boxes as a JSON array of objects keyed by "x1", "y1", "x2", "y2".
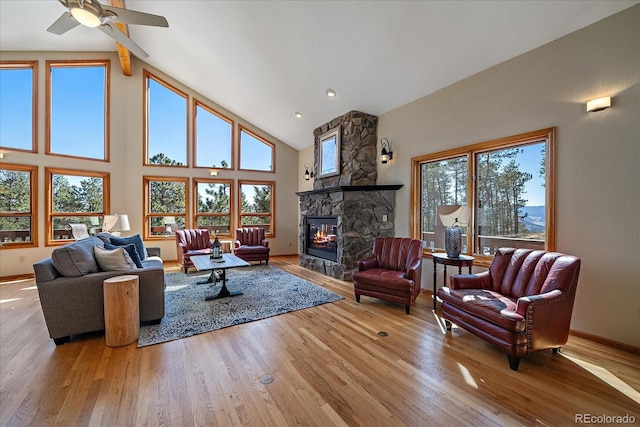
[{"x1": 1, "y1": 256, "x2": 639, "y2": 426}]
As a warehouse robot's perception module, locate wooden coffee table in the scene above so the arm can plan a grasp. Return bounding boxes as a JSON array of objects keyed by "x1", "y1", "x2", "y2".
[{"x1": 190, "y1": 253, "x2": 250, "y2": 301}]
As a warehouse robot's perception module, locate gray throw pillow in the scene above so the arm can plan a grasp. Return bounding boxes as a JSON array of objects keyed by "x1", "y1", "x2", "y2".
[
  {"x1": 51, "y1": 236, "x2": 104, "y2": 277},
  {"x1": 94, "y1": 246, "x2": 137, "y2": 271},
  {"x1": 105, "y1": 243, "x2": 143, "y2": 268}
]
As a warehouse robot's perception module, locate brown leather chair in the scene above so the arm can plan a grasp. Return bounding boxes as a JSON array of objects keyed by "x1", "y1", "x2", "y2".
[
  {"x1": 352, "y1": 237, "x2": 423, "y2": 314},
  {"x1": 437, "y1": 248, "x2": 581, "y2": 371},
  {"x1": 234, "y1": 227, "x2": 269, "y2": 264},
  {"x1": 175, "y1": 229, "x2": 212, "y2": 273}
]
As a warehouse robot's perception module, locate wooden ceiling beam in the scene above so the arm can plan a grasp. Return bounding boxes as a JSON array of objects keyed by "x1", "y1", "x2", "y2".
[{"x1": 108, "y1": 0, "x2": 132, "y2": 76}]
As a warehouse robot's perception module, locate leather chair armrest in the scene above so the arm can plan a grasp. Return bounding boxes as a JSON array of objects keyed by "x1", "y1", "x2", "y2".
[
  {"x1": 449, "y1": 270, "x2": 491, "y2": 290},
  {"x1": 358, "y1": 256, "x2": 378, "y2": 271},
  {"x1": 514, "y1": 289, "x2": 563, "y2": 317},
  {"x1": 235, "y1": 240, "x2": 241, "y2": 249},
  {"x1": 404, "y1": 258, "x2": 422, "y2": 281},
  {"x1": 262, "y1": 239, "x2": 269, "y2": 247}
]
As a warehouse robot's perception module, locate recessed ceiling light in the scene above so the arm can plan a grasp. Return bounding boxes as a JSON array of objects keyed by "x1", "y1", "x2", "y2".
[
  {"x1": 294, "y1": 112, "x2": 304, "y2": 119},
  {"x1": 326, "y1": 88, "x2": 336, "y2": 98}
]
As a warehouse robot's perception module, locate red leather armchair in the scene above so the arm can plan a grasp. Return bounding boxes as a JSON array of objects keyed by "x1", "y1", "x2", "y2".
[
  {"x1": 234, "y1": 227, "x2": 270, "y2": 264},
  {"x1": 352, "y1": 237, "x2": 423, "y2": 314},
  {"x1": 175, "y1": 229, "x2": 212, "y2": 273},
  {"x1": 437, "y1": 248, "x2": 581, "y2": 371}
]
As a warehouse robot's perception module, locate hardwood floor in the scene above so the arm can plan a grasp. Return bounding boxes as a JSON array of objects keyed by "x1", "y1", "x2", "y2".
[{"x1": 1, "y1": 255, "x2": 638, "y2": 426}]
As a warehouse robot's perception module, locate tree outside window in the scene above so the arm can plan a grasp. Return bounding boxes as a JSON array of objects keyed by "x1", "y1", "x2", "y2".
[
  {"x1": 194, "y1": 179, "x2": 233, "y2": 237},
  {"x1": 0, "y1": 61, "x2": 37, "y2": 153},
  {"x1": 47, "y1": 60, "x2": 109, "y2": 161},
  {"x1": 46, "y1": 168, "x2": 109, "y2": 245},
  {"x1": 144, "y1": 176, "x2": 188, "y2": 238},
  {"x1": 239, "y1": 181, "x2": 274, "y2": 236},
  {"x1": 413, "y1": 128, "x2": 554, "y2": 261},
  {"x1": 0, "y1": 164, "x2": 37, "y2": 248}
]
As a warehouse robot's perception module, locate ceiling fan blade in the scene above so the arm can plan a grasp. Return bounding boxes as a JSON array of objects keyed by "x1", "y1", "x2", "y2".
[
  {"x1": 102, "y1": 5, "x2": 168, "y2": 27},
  {"x1": 47, "y1": 12, "x2": 80, "y2": 35},
  {"x1": 99, "y1": 21, "x2": 149, "y2": 58}
]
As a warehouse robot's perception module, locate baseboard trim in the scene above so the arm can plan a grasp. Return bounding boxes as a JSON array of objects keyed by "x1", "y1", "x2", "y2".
[
  {"x1": 0, "y1": 272, "x2": 35, "y2": 283},
  {"x1": 570, "y1": 329, "x2": 639, "y2": 355}
]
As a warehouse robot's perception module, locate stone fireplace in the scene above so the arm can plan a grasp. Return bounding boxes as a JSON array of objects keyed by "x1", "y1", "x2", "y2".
[{"x1": 297, "y1": 111, "x2": 402, "y2": 280}]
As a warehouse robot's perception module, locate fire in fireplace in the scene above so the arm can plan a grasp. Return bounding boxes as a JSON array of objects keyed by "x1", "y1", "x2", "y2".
[{"x1": 304, "y1": 216, "x2": 338, "y2": 262}]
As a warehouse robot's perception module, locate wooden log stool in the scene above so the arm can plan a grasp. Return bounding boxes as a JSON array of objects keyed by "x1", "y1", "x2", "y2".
[{"x1": 103, "y1": 275, "x2": 140, "y2": 347}]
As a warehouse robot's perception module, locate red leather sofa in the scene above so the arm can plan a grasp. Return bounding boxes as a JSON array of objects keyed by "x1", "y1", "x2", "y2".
[
  {"x1": 175, "y1": 229, "x2": 212, "y2": 273},
  {"x1": 234, "y1": 227, "x2": 270, "y2": 264},
  {"x1": 352, "y1": 237, "x2": 423, "y2": 314},
  {"x1": 437, "y1": 247, "x2": 581, "y2": 370}
]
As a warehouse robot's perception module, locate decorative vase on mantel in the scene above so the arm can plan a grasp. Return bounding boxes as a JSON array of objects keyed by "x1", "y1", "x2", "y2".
[{"x1": 445, "y1": 226, "x2": 462, "y2": 258}]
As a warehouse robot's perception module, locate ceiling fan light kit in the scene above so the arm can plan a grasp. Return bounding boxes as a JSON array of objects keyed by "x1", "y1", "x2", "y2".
[{"x1": 47, "y1": 0, "x2": 169, "y2": 59}]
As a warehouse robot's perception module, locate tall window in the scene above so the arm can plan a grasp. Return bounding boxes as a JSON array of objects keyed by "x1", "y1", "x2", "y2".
[
  {"x1": 0, "y1": 164, "x2": 38, "y2": 248},
  {"x1": 194, "y1": 100, "x2": 233, "y2": 169},
  {"x1": 144, "y1": 176, "x2": 188, "y2": 239},
  {"x1": 46, "y1": 168, "x2": 109, "y2": 245},
  {"x1": 412, "y1": 128, "x2": 555, "y2": 261},
  {"x1": 144, "y1": 71, "x2": 188, "y2": 166},
  {"x1": 239, "y1": 126, "x2": 275, "y2": 172},
  {"x1": 194, "y1": 179, "x2": 233, "y2": 237},
  {"x1": 239, "y1": 180, "x2": 274, "y2": 236},
  {"x1": 47, "y1": 60, "x2": 109, "y2": 161},
  {"x1": 0, "y1": 61, "x2": 37, "y2": 153}
]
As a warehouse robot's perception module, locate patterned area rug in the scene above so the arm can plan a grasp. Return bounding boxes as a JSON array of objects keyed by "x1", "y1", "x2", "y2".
[{"x1": 137, "y1": 264, "x2": 343, "y2": 347}]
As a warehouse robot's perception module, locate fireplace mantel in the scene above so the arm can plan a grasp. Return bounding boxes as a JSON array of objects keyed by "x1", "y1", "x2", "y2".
[{"x1": 296, "y1": 184, "x2": 403, "y2": 197}]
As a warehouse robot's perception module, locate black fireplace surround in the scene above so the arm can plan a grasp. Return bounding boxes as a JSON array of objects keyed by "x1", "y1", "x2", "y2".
[{"x1": 304, "y1": 216, "x2": 338, "y2": 262}]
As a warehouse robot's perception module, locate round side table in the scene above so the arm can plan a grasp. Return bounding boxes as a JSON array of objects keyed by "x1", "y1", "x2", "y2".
[{"x1": 103, "y1": 275, "x2": 140, "y2": 347}]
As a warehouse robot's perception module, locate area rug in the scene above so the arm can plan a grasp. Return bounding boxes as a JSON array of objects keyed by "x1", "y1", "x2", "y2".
[{"x1": 137, "y1": 264, "x2": 343, "y2": 347}]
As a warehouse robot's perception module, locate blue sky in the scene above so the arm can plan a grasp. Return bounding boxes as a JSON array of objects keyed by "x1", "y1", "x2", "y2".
[
  {"x1": 515, "y1": 143, "x2": 545, "y2": 206},
  {"x1": 0, "y1": 68, "x2": 33, "y2": 151},
  {"x1": 1, "y1": 65, "x2": 269, "y2": 178}
]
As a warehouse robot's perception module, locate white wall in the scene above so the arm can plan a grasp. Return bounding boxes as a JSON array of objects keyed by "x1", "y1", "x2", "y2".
[
  {"x1": 0, "y1": 51, "x2": 301, "y2": 276},
  {"x1": 375, "y1": 7, "x2": 640, "y2": 346}
]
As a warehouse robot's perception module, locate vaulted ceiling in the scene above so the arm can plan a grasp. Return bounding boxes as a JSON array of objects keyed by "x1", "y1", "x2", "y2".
[{"x1": 1, "y1": 1, "x2": 637, "y2": 150}]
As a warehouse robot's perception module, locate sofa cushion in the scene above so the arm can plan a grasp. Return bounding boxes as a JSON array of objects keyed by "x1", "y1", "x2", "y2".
[
  {"x1": 94, "y1": 246, "x2": 137, "y2": 271},
  {"x1": 352, "y1": 268, "x2": 413, "y2": 290},
  {"x1": 95, "y1": 232, "x2": 113, "y2": 244},
  {"x1": 105, "y1": 242, "x2": 143, "y2": 268},
  {"x1": 51, "y1": 236, "x2": 104, "y2": 277},
  {"x1": 438, "y1": 287, "x2": 524, "y2": 333},
  {"x1": 110, "y1": 234, "x2": 147, "y2": 260}
]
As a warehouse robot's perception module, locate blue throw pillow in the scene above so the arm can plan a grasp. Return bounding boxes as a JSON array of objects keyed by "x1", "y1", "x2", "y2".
[
  {"x1": 109, "y1": 234, "x2": 147, "y2": 261},
  {"x1": 105, "y1": 243, "x2": 143, "y2": 268}
]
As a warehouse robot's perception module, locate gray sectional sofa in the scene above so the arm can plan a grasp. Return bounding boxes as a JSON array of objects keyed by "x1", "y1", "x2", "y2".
[{"x1": 33, "y1": 233, "x2": 165, "y2": 345}]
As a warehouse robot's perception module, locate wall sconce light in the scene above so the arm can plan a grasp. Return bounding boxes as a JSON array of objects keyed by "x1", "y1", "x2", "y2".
[
  {"x1": 0, "y1": 152, "x2": 4, "y2": 159},
  {"x1": 380, "y1": 138, "x2": 393, "y2": 164},
  {"x1": 586, "y1": 96, "x2": 611, "y2": 112},
  {"x1": 209, "y1": 170, "x2": 218, "y2": 176},
  {"x1": 303, "y1": 163, "x2": 314, "y2": 181}
]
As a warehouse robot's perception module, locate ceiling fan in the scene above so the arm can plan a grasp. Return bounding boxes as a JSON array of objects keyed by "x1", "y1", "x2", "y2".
[{"x1": 47, "y1": 0, "x2": 168, "y2": 59}]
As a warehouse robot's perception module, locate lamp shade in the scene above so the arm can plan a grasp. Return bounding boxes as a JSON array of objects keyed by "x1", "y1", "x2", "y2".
[
  {"x1": 103, "y1": 214, "x2": 130, "y2": 233},
  {"x1": 438, "y1": 205, "x2": 470, "y2": 227}
]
